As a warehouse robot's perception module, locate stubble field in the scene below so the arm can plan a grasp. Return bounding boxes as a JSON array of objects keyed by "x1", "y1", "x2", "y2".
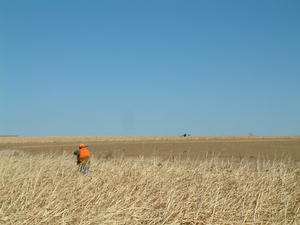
[{"x1": 0, "y1": 136, "x2": 299, "y2": 224}]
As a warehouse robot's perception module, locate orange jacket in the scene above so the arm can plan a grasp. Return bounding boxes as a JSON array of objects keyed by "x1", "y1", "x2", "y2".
[{"x1": 79, "y1": 148, "x2": 90, "y2": 158}]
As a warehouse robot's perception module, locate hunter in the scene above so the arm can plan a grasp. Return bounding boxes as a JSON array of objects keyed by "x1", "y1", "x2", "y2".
[{"x1": 73, "y1": 143, "x2": 91, "y2": 174}]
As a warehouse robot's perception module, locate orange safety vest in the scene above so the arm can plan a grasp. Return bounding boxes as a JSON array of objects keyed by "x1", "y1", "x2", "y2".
[{"x1": 79, "y1": 148, "x2": 90, "y2": 158}]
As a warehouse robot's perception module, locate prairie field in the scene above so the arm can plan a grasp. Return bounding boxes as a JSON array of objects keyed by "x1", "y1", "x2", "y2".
[{"x1": 0, "y1": 136, "x2": 300, "y2": 224}]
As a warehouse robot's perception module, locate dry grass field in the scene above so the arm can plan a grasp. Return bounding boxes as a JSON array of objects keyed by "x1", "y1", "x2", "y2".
[
  {"x1": 1, "y1": 136, "x2": 300, "y2": 161},
  {"x1": 1, "y1": 136, "x2": 300, "y2": 224}
]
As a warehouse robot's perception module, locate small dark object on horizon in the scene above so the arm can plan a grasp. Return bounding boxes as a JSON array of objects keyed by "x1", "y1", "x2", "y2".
[{"x1": 181, "y1": 133, "x2": 191, "y2": 137}]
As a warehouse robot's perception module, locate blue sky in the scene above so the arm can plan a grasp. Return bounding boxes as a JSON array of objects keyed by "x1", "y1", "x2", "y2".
[{"x1": 1, "y1": 0, "x2": 299, "y2": 136}]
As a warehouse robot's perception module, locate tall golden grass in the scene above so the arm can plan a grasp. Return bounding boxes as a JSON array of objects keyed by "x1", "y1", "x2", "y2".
[{"x1": 1, "y1": 149, "x2": 299, "y2": 224}]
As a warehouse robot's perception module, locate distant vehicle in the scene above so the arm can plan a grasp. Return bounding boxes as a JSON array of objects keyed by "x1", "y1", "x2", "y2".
[{"x1": 181, "y1": 133, "x2": 191, "y2": 137}]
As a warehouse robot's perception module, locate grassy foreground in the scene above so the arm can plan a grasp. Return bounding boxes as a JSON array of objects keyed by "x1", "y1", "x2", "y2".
[{"x1": 0, "y1": 150, "x2": 299, "y2": 225}]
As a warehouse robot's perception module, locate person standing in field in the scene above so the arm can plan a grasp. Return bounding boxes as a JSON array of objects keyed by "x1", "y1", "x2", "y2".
[{"x1": 73, "y1": 143, "x2": 91, "y2": 174}]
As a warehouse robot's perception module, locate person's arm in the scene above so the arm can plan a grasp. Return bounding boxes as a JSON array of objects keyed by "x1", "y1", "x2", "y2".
[
  {"x1": 73, "y1": 150, "x2": 81, "y2": 164},
  {"x1": 73, "y1": 150, "x2": 80, "y2": 155}
]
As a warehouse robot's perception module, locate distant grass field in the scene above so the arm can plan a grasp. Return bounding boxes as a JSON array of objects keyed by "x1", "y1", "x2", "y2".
[
  {"x1": 1, "y1": 146, "x2": 299, "y2": 224},
  {"x1": 0, "y1": 135, "x2": 299, "y2": 143},
  {"x1": 1, "y1": 136, "x2": 300, "y2": 161}
]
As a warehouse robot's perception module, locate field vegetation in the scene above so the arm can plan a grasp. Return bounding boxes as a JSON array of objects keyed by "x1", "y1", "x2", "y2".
[
  {"x1": 1, "y1": 135, "x2": 299, "y2": 144},
  {"x1": 0, "y1": 149, "x2": 299, "y2": 224}
]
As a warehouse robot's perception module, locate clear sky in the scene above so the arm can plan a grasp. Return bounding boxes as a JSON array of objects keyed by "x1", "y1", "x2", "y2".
[{"x1": 1, "y1": 0, "x2": 299, "y2": 136}]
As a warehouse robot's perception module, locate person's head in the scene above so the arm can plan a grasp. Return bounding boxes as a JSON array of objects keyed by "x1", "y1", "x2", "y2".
[{"x1": 78, "y1": 143, "x2": 85, "y2": 149}]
